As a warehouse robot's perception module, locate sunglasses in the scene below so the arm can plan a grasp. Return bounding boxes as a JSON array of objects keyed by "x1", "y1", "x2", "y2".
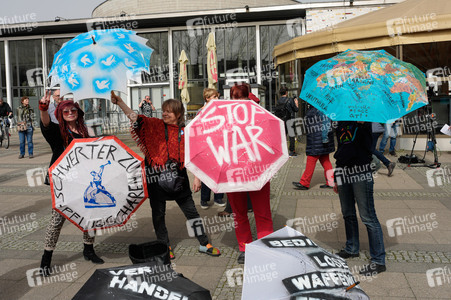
[{"x1": 62, "y1": 107, "x2": 78, "y2": 116}]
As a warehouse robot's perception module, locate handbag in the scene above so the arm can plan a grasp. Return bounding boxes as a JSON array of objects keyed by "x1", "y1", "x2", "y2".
[
  {"x1": 17, "y1": 122, "x2": 28, "y2": 132},
  {"x1": 157, "y1": 124, "x2": 185, "y2": 193}
]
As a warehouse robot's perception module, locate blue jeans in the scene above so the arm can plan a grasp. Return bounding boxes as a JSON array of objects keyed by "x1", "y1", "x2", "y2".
[
  {"x1": 372, "y1": 133, "x2": 390, "y2": 167},
  {"x1": 19, "y1": 127, "x2": 33, "y2": 156},
  {"x1": 379, "y1": 123, "x2": 398, "y2": 153},
  {"x1": 201, "y1": 182, "x2": 224, "y2": 202},
  {"x1": 337, "y1": 173, "x2": 385, "y2": 265}
]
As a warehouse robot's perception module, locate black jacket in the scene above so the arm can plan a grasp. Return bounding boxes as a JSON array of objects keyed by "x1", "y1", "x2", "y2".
[
  {"x1": 334, "y1": 121, "x2": 372, "y2": 169},
  {"x1": 305, "y1": 107, "x2": 335, "y2": 156},
  {"x1": 0, "y1": 103, "x2": 12, "y2": 117},
  {"x1": 277, "y1": 96, "x2": 298, "y2": 119}
]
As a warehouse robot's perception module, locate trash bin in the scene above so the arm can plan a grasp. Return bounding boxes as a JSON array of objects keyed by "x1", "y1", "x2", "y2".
[{"x1": 129, "y1": 240, "x2": 170, "y2": 265}]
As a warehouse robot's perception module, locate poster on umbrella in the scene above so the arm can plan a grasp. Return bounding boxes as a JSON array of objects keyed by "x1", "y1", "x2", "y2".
[
  {"x1": 185, "y1": 100, "x2": 288, "y2": 193},
  {"x1": 49, "y1": 136, "x2": 148, "y2": 232}
]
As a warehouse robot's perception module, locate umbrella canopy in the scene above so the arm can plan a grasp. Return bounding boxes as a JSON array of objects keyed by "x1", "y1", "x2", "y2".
[
  {"x1": 241, "y1": 227, "x2": 369, "y2": 300},
  {"x1": 49, "y1": 136, "x2": 148, "y2": 232},
  {"x1": 300, "y1": 49, "x2": 428, "y2": 123},
  {"x1": 48, "y1": 29, "x2": 153, "y2": 100},
  {"x1": 73, "y1": 261, "x2": 212, "y2": 299},
  {"x1": 178, "y1": 50, "x2": 190, "y2": 104},
  {"x1": 273, "y1": 0, "x2": 451, "y2": 64},
  {"x1": 185, "y1": 100, "x2": 288, "y2": 193},
  {"x1": 206, "y1": 33, "x2": 218, "y2": 89}
]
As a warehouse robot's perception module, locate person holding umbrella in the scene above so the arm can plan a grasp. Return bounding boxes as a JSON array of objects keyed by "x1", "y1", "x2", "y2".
[
  {"x1": 333, "y1": 121, "x2": 386, "y2": 276},
  {"x1": 226, "y1": 83, "x2": 274, "y2": 264},
  {"x1": 110, "y1": 91, "x2": 221, "y2": 259},
  {"x1": 38, "y1": 91, "x2": 104, "y2": 276}
]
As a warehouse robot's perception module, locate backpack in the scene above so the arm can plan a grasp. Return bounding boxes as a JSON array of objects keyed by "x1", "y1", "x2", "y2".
[{"x1": 274, "y1": 97, "x2": 290, "y2": 121}]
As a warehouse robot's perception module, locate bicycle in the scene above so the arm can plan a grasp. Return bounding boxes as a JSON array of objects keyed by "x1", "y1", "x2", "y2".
[{"x1": 0, "y1": 116, "x2": 11, "y2": 149}]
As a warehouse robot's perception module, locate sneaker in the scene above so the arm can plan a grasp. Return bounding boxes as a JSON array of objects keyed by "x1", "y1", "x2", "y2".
[
  {"x1": 29, "y1": 154, "x2": 34, "y2": 159},
  {"x1": 214, "y1": 199, "x2": 226, "y2": 207},
  {"x1": 387, "y1": 162, "x2": 396, "y2": 177},
  {"x1": 336, "y1": 249, "x2": 359, "y2": 259},
  {"x1": 289, "y1": 152, "x2": 297, "y2": 157},
  {"x1": 292, "y1": 182, "x2": 308, "y2": 190},
  {"x1": 18, "y1": 154, "x2": 24, "y2": 159},
  {"x1": 320, "y1": 184, "x2": 333, "y2": 189},
  {"x1": 237, "y1": 252, "x2": 245, "y2": 264},
  {"x1": 200, "y1": 201, "x2": 209, "y2": 209},
  {"x1": 199, "y1": 244, "x2": 221, "y2": 257},
  {"x1": 168, "y1": 246, "x2": 175, "y2": 260},
  {"x1": 389, "y1": 151, "x2": 397, "y2": 157},
  {"x1": 359, "y1": 262, "x2": 386, "y2": 276}
]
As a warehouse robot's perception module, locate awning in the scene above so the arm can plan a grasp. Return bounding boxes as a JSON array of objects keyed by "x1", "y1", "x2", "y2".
[{"x1": 274, "y1": 0, "x2": 451, "y2": 65}]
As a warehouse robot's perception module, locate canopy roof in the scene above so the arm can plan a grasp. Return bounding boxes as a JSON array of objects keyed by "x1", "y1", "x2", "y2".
[{"x1": 274, "y1": 0, "x2": 451, "y2": 65}]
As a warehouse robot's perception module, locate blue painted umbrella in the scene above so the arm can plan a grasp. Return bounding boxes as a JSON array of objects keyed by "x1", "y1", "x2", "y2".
[
  {"x1": 300, "y1": 49, "x2": 428, "y2": 123},
  {"x1": 48, "y1": 29, "x2": 153, "y2": 100}
]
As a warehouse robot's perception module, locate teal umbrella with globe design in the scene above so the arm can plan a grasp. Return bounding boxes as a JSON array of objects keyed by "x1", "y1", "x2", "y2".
[
  {"x1": 48, "y1": 29, "x2": 153, "y2": 100},
  {"x1": 300, "y1": 49, "x2": 428, "y2": 123}
]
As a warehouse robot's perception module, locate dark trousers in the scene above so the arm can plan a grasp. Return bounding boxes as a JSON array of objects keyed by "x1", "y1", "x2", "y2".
[
  {"x1": 371, "y1": 133, "x2": 390, "y2": 167},
  {"x1": 149, "y1": 195, "x2": 209, "y2": 246},
  {"x1": 200, "y1": 182, "x2": 224, "y2": 202},
  {"x1": 285, "y1": 120, "x2": 296, "y2": 152}
]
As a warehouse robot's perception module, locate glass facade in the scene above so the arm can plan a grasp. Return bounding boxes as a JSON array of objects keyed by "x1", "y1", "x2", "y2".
[
  {"x1": 172, "y1": 27, "x2": 258, "y2": 110},
  {"x1": 9, "y1": 39, "x2": 43, "y2": 114},
  {"x1": 0, "y1": 41, "x2": 5, "y2": 99},
  {"x1": 172, "y1": 30, "x2": 209, "y2": 109},
  {"x1": 261, "y1": 25, "x2": 290, "y2": 110},
  {"x1": 46, "y1": 38, "x2": 72, "y2": 77},
  {"x1": 139, "y1": 32, "x2": 169, "y2": 83},
  {"x1": 402, "y1": 42, "x2": 451, "y2": 133}
]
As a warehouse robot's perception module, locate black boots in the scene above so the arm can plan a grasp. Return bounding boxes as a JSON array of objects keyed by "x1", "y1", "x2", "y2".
[
  {"x1": 40, "y1": 250, "x2": 53, "y2": 277},
  {"x1": 83, "y1": 244, "x2": 104, "y2": 264}
]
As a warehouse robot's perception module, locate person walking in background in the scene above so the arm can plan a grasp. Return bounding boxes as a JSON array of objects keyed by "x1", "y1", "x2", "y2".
[
  {"x1": 379, "y1": 119, "x2": 400, "y2": 157},
  {"x1": 138, "y1": 95, "x2": 156, "y2": 118},
  {"x1": 16, "y1": 96, "x2": 35, "y2": 159},
  {"x1": 333, "y1": 121, "x2": 386, "y2": 276},
  {"x1": 372, "y1": 122, "x2": 395, "y2": 176},
  {"x1": 38, "y1": 91, "x2": 103, "y2": 277},
  {"x1": 276, "y1": 87, "x2": 298, "y2": 156},
  {"x1": 198, "y1": 88, "x2": 226, "y2": 209},
  {"x1": 226, "y1": 84, "x2": 273, "y2": 264},
  {"x1": 292, "y1": 105, "x2": 335, "y2": 190},
  {"x1": 111, "y1": 91, "x2": 221, "y2": 260}
]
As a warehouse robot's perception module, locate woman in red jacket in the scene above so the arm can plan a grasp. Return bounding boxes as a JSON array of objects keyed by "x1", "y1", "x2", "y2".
[
  {"x1": 110, "y1": 92, "x2": 220, "y2": 259},
  {"x1": 227, "y1": 84, "x2": 274, "y2": 264}
]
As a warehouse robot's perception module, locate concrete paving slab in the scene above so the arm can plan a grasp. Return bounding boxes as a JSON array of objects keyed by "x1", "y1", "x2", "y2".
[{"x1": 1, "y1": 130, "x2": 450, "y2": 299}]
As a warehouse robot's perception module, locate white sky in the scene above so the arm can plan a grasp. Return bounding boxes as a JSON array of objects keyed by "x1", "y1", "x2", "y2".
[
  {"x1": 0, "y1": 0, "x2": 105, "y2": 23},
  {"x1": 1, "y1": 0, "x2": 352, "y2": 24}
]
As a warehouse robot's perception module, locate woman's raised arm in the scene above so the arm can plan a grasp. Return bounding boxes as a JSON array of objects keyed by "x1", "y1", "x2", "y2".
[{"x1": 111, "y1": 91, "x2": 138, "y2": 123}]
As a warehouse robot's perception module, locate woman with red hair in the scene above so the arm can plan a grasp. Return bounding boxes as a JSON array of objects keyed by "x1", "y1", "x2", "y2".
[
  {"x1": 38, "y1": 91, "x2": 103, "y2": 276},
  {"x1": 228, "y1": 83, "x2": 274, "y2": 264}
]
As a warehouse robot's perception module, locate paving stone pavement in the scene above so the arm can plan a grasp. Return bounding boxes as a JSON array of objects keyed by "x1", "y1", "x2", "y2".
[{"x1": 0, "y1": 131, "x2": 450, "y2": 299}]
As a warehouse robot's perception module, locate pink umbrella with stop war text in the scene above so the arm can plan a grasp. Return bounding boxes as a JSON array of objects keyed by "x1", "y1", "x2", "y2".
[{"x1": 185, "y1": 100, "x2": 288, "y2": 193}]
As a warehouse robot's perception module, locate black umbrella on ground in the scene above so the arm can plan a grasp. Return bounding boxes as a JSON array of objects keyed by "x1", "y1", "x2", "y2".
[{"x1": 73, "y1": 260, "x2": 212, "y2": 300}]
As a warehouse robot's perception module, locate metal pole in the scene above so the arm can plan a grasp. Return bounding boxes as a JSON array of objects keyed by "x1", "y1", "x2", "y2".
[{"x1": 4, "y1": 41, "x2": 12, "y2": 107}]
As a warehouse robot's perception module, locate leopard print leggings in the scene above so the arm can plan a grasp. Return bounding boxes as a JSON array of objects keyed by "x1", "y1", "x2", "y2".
[{"x1": 44, "y1": 209, "x2": 95, "y2": 250}]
